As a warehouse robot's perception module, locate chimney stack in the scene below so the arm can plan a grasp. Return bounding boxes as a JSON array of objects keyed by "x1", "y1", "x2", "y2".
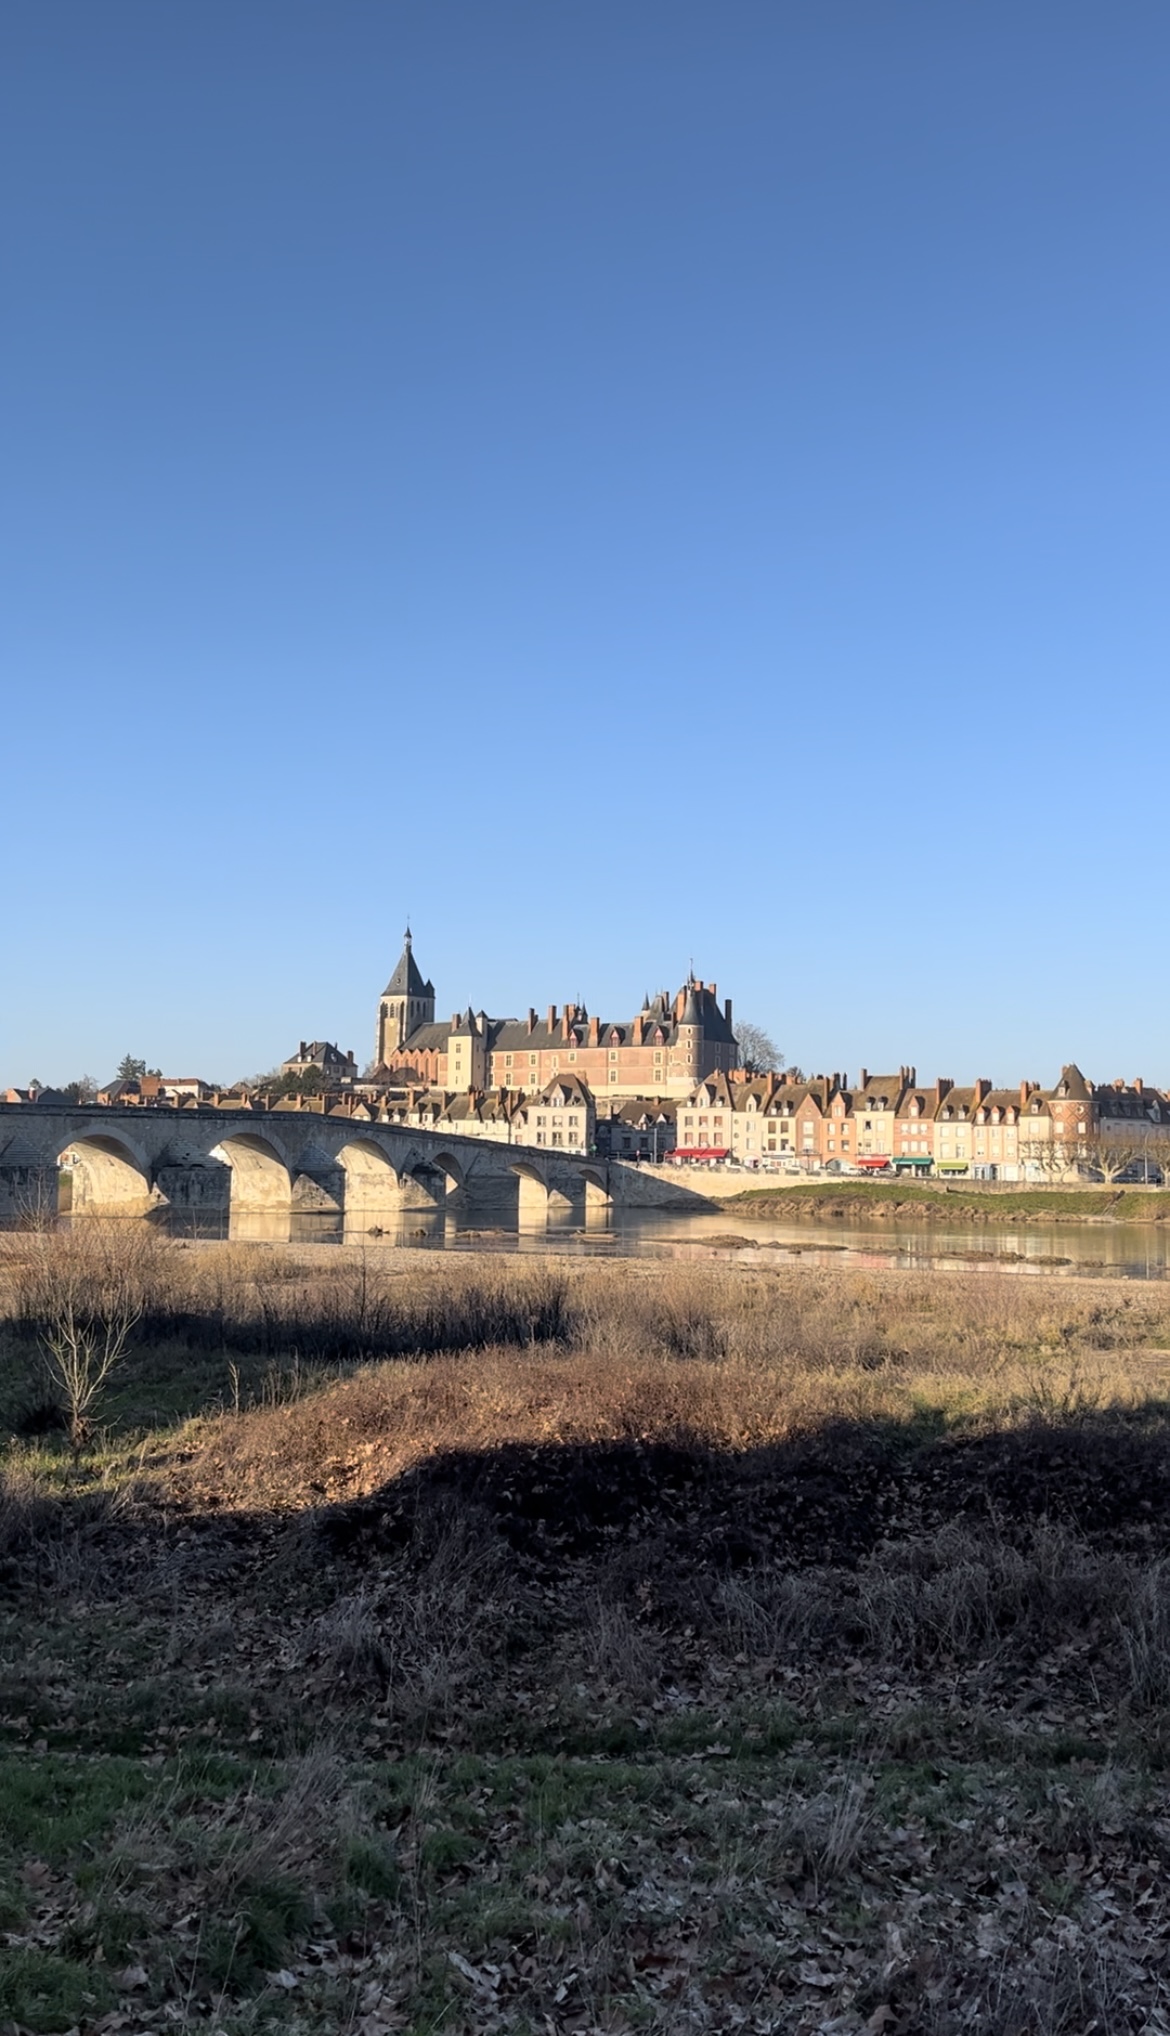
[
  {"x1": 527, "y1": 1009, "x2": 536, "y2": 1034},
  {"x1": 973, "y1": 1078, "x2": 991, "y2": 1105},
  {"x1": 936, "y1": 1077, "x2": 954, "y2": 1107},
  {"x1": 547, "y1": 1005, "x2": 557, "y2": 1030},
  {"x1": 858, "y1": 1068, "x2": 868, "y2": 1089},
  {"x1": 589, "y1": 1014, "x2": 600, "y2": 1045},
  {"x1": 724, "y1": 997, "x2": 733, "y2": 1028}
]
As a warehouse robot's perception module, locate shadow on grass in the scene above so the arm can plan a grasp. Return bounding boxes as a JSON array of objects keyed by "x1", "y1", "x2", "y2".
[{"x1": 8, "y1": 1402, "x2": 1170, "y2": 1589}]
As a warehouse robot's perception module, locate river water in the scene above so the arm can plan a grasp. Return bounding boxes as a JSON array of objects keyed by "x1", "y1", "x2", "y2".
[{"x1": 155, "y1": 1204, "x2": 1170, "y2": 1279}]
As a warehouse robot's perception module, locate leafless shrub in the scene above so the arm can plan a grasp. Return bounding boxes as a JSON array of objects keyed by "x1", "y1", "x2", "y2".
[
  {"x1": 304, "y1": 1588, "x2": 392, "y2": 1693},
  {"x1": 908, "y1": 1927, "x2": 1154, "y2": 2035},
  {"x1": 854, "y1": 1524, "x2": 1128, "y2": 1667},
  {"x1": 710, "y1": 1570, "x2": 841, "y2": 1658},
  {"x1": 574, "y1": 1597, "x2": 666, "y2": 1699},
  {"x1": 1119, "y1": 1560, "x2": 1170, "y2": 1711},
  {"x1": 0, "y1": 1450, "x2": 60, "y2": 1557},
  {"x1": 785, "y1": 1776, "x2": 872, "y2": 1887}
]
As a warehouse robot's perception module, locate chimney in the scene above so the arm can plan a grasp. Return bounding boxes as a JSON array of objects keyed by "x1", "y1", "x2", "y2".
[
  {"x1": 908, "y1": 1065, "x2": 916, "y2": 1087},
  {"x1": 936, "y1": 1077, "x2": 953, "y2": 1106},
  {"x1": 547, "y1": 1005, "x2": 557, "y2": 1030},
  {"x1": 299, "y1": 1042, "x2": 306, "y2": 1058},
  {"x1": 527, "y1": 1008, "x2": 536, "y2": 1034},
  {"x1": 589, "y1": 1014, "x2": 600, "y2": 1045},
  {"x1": 707, "y1": 982, "x2": 716, "y2": 997},
  {"x1": 724, "y1": 997, "x2": 733, "y2": 1029},
  {"x1": 674, "y1": 989, "x2": 685, "y2": 1021},
  {"x1": 632, "y1": 1015, "x2": 644, "y2": 1045},
  {"x1": 1135, "y1": 1077, "x2": 1144, "y2": 1095},
  {"x1": 858, "y1": 1068, "x2": 868, "y2": 1089},
  {"x1": 561, "y1": 1008, "x2": 572, "y2": 1040},
  {"x1": 973, "y1": 1078, "x2": 991, "y2": 1105},
  {"x1": 1019, "y1": 1080, "x2": 1033, "y2": 1108}
]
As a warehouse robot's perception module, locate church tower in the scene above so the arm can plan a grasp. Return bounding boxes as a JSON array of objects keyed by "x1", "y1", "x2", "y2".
[{"x1": 375, "y1": 928, "x2": 435, "y2": 1066}]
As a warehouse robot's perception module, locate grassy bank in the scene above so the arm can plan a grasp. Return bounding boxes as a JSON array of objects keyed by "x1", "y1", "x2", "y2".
[
  {"x1": 5, "y1": 1234, "x2": 1170, "y2": 2031},
  {"x1": 722, "y1": 1178, "x2": 1170, "y2": 1225}
]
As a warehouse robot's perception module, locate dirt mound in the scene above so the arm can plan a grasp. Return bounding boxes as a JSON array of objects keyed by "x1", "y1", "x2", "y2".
[{"x1": 318, "y1": 1415, "x2": 1170, "y2": 1580}]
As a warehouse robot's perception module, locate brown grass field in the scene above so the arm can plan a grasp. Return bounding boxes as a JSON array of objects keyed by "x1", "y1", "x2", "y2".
[{"x1": 5, "y1": 1226, "x2": 1170, "y2": 2034}]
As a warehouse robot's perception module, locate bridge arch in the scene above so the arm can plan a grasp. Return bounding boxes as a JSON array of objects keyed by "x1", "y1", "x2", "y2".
[
  {"x1": 210, "y1": 1133, "x2": 291, "y2": 1210},
  {"x1": 582, "y1": 1165, "x2": 612, "y2": 1214},
  {"x1": 400, "y1": 1156, "x2": 448, "y2": 1209},
  {"x1": 430, "y1": 1150, "x2": 466, "y2": 1196},
  {"x1": 59, "y1": 1133, "x2": 152, "y2": 1213},
  {"x1": 336, "y1": 1137, "x2": 399, "y2": 1206},
  {"x1": 511, "y1": 1159, "x2": 549, "y2": 1224}
]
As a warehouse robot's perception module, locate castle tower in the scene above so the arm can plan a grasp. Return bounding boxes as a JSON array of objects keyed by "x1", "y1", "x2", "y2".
[
  {"x1": 447, "y1": 1009, "x2": 488, "y2": 1093},
  {"x1": 675, "y1": 978, "x2": 704, "y2": 1090},
  {"x1": 375, "y1": 928, "x2": 435, "y2": 1066}
]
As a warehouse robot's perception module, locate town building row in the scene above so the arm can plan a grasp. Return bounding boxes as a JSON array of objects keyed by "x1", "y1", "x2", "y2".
[{"x1": 11, "y1": 1059, "x2": 1168, "y2": 1183}]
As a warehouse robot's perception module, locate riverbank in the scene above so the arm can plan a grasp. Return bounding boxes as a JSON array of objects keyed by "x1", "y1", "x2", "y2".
[{"x1": 718, "y1": 1178, "x2": 1170, "y2": 1225}]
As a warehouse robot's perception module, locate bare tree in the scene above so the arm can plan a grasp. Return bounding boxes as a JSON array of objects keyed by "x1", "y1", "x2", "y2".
[
  {"x1": 1069, "y1": 1133, "x2": 1150, "y2": 1186},
  {"x1": 42, "y1": 1292, "x2": 140, "y2": 1462},
  {"x1": 1019, "y1": 1136, "x2": 1068, "y2": 1182},
  {"x1": 735, "y1": 1022, "x2": 785, "y2": 1076},
  {"x1": 20, "y1": 1227, "x2": 148, "y2": 1460}
]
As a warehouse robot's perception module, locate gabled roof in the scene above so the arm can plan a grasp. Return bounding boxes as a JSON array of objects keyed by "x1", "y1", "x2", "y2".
[
  {"x1": 850, "y1": 1075, "x2": 907, "y2": 1113},
  {"x1": 934, "y1": 1086, "x2": 977, "y2": 1121}
]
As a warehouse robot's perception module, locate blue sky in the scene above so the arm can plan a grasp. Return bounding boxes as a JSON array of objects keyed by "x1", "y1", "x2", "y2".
[{"x1": 3, "y1": 3, "x2": 1167, "y2": 1090}]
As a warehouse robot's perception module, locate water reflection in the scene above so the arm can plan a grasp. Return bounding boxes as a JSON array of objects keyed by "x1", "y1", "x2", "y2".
[{"x1": 140, "y1": 1203, "x2": 1170, "y2": 1280}]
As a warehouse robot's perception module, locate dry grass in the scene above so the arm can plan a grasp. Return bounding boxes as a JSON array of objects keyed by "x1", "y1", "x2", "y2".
[{"x1": 7, "y1": 1236, "x2": 1170, "y2": 2032}]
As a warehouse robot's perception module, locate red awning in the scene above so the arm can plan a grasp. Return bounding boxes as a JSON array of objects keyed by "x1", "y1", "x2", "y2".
[
  {"x1": 676, "y1": 1147, "x2": 731, "y2": 1160},
  {"x1": 855, "y1": 1156, "x2": 892, "y2": 1170}
]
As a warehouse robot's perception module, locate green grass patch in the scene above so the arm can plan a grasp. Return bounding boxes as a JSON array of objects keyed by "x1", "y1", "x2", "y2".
[{"x1": 727, "y1": 1180, "x2": 1170, "y2": 1222}]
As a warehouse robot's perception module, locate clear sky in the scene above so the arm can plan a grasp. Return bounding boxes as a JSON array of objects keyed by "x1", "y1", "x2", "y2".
[{"x1": 3, "y1": 3, "x2": 1167, "y2": 1091}]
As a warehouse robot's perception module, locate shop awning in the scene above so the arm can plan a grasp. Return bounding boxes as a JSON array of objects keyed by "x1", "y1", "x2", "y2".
[
  {"x1": 936, "y1": 1161, "x2": 969, "y2": 1172},
  {"x1": 855, "y1": 1155, "x2": 892, "y2": 1170},
  {"x1": 892, "y1": 1156, "x2": 932, "y2": 1169},
  {"x1": 676, "y1": 1147, "x2": 730, "y2": 1161}
]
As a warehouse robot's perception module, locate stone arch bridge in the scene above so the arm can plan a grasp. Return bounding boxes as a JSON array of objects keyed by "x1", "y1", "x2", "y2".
[{"x1": 0, "y1": 1104, "x2": 704, "y2": 1227}]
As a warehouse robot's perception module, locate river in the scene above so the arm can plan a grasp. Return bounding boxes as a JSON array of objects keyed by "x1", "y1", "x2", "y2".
[{"x1": 153, "y1": 1204, "x2": 1170, "y2": 1279}]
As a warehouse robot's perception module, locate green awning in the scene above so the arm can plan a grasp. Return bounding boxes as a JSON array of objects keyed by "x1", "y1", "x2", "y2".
[{"x1": 892, "y1": 1156, "x2": 932, "y2": 1168}]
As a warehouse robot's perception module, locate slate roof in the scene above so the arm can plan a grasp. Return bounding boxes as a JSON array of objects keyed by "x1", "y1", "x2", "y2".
[{"x1": 382, "y1": 930, "x2": 434, "y2": 1001}]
